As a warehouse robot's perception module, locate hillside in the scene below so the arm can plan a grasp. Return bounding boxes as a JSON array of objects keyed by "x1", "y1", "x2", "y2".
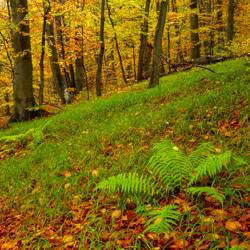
[{"x1": 0, "y1": 59, "x2": 249, "y2": 249}]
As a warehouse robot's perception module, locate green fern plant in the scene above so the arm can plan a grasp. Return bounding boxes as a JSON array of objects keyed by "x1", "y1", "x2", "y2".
[
  {"x1": 148, "y1": 141, "x2": 215, "y2": 192},
  {"x1": 185, "y1": 187, "x2": 225, "y2": 206},
  {"x1": 144, "y1": 205, "x2": 181, "y2": 234},
  {"x1": 0, "y1": 121, "x2": 53, "y2": 152},
  {"x1": 96, "y1": 172, "x2": 159, "y2": 198}
]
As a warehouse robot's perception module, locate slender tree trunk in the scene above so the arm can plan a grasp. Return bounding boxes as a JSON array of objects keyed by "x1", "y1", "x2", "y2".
[
  {"x1": 45, "y1": 2, "x2": 71, "y2": 104},
  {"x1": 172, "y1": 0, "x2": 183, "y2": 61},
  {"x1": 190, "y1": 0, "x2": 201, "y2": 59},
  {"x1": 8, "y1": 0, "x2": 38, "y2": 123},
  {"x1": 39, "y1": 2, "x2": 48, "y2": 107},
  {"x1": 137, "y1": 0, "x2": 151, "y2": 82},
  {"x1": 148, "y1": 0, "x2": 169, "y2": 89},
  {"x1": 216, "y1": 0, "x2": 224, "y2": 51},
  {"x1": 203, "y1": 0, "x2": 213, "y2": 56},
  {"x1": 106, "y1": 0, "x2": 127, "y2": 84},
  {"x1": 96, "y1": 0, "x2": 105, "y2": 96},
  {"x1": 226, "y1": 0, "x2": 234, "y2": 43}
]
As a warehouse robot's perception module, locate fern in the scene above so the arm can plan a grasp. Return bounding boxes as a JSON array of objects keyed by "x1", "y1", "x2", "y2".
[
  {"x1": 145, "y1": 205, "x2": 180, "y2": 234},
  {"x1": 96, "y1": 172, "x2": 159, "y2": 197},
  {"x1": 185, "y1": 187, "x2": 225, "y2": 206},
  {"x1": 188, "y1": 151, "x2": 232, "y2": 187},
  {"x1": 148, "y1": 140, "x2": 192, "y2": 189}
]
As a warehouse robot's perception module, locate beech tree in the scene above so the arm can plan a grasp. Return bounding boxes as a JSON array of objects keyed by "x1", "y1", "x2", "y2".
[
  {"x1": 227, "y1": 0, "x2": 234, "y2": 43},
  {"x1": 96, "y1": 0, "x2": 105, "y2": 97},
  {"x1": 137, "y1": 0, "x2": 151, "y2": 82},
  {"x1": 148, "y1": 0, "x2": 168, "y2": 89},
  {"x1": 45, "y1": 1, "x2": 71, "y2": 104},
  {"x1": 190, "y1": 0, "x2": 200, "y2": 59},
  {"x1": 8, "y1": 0, "x2": 38, "y2": 123}
]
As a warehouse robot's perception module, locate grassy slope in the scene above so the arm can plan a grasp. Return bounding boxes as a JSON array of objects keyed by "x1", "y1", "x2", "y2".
[{"x1": 0, "y1": 59, "x2": 249, "y2": 249}]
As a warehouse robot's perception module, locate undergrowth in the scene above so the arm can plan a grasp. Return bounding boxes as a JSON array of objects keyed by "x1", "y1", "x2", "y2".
[{"x1": 0, "y1": 59, "x2": 249, "y2": 249}]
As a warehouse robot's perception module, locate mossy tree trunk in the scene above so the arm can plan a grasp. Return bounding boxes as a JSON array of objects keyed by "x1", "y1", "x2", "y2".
[
  {"x1": 8, "y1": 0, "x2": 38, "y2": 123},
  {"x1": 226, "y1": 0, "x2": 234, "y2": 43},
  {"x1": 148, "y1": 0, "x2": 168, "y2": 89}
]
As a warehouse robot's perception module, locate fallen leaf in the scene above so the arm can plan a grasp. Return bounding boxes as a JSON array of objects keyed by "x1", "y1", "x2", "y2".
[
  {"x1": 112, "y1": 210, "x2": 122, "y2": 219},
  {"x1": 225, "y1": 221, "x2": 241, "y2": 231},
  {"x1": 64, "y1": 171, "x2": 71, "y2": 178},
  {"x1": 92, "y1": 169, "x2": 99, "y2": 177},
  {"x1": 154, "y1": 217, "x2": 162, "y2": 224},
  {"x1": 63, "y1": 235, "x2": 73, "y2": 243},
  {"x1": 64, "y1": 183, "x2": 70, "y2": 188}
]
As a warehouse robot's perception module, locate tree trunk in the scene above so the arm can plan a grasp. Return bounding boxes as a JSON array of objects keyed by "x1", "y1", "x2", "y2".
[
  {"x1": 190, "y1": 0, "x2": 201, "y2": 59},
  {"x1": 8, "y1": 0, "x2": 38, "y2": 123},
  {"x1": 226, "y1": 0, "x2": 234, "y2": 43},
  {"x1": 203, "y1": 0, "x2": 213, "y2": 56},
  {"x1": 106, "y1": 0, "x2": 127, "y2": 84},
  {"x1": 216, "y1": 0, "x2": 224, "y2": 51},
  {"x1": 96, "y1": 0, "x2": 105, "y2": 97},
  {"x1": 148, "y1": 0, "x2": 168, "y2": 89},
  {"x1": 45, "y1": 2, "x2": 71, "y2": 104},
  {"x1": 137, "y1": 0, "x2": 151, "y2": 82}
]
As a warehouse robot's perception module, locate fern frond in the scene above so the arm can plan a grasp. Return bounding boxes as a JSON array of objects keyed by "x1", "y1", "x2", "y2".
[
  {"x1": 187, "y1": 142, "x2": 215, "y2": 168},
  {"x1": 148, "y1": 140, "x2": 192, "y2": 188},
  {"x1": 188, "y1": 151, "x2": 232, "y2": 186},
  {"x1": 185, "y1": 187, "x2": 225, "y2": 206},
  {"x1": 96, "y1": 173, "x2": 158, "y2": 197},
  {"x1": 145, "y1": 205, "x2": 180, "y2": 234}
]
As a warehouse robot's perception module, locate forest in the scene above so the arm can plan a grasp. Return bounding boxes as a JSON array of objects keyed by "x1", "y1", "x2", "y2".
[{"x1": 0, "y1": 0, "x2": 250, "y2": 249}]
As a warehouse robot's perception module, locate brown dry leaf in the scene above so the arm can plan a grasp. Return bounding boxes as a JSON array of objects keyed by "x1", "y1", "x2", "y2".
[
  {"x1": 239, "y1": 242, "x2": 250, "y2": 248},
  {"x1": 230, "y1": 238, "x2": 239, "y2": 247},
  {"x1": 112, "y1": 210, "x2": 122, "y2": 219},
  {"x1": 63, "y1": 235, "x2": 74, "y2": 243},
  {"x1": 205, "y1": 196, "x2": 218, "y2": 203},
  {"x1": 243, "y1": 232, "x2": 250, "y2": 238},
  {"x1": 225, "y1": 221, "x2": 242, "y2": 231},
  {"x1": 92, "y1": 169, "x2": 99, "y2": 177},
  {"x1": 64, "y1": 171, "x2": 71, "y2": 178},
  {"x1": 198, "y1": 244, "x2": 211, "y2": 250},
  {"x1": 175, "y1": 238, "x2": 189, "y2": 249},
  {"x1": 121, "y1": 215, "x2": 128, "y2": 221},
  {"x1": 204, "y1": 217, "x2": 214, "y2": 223}
]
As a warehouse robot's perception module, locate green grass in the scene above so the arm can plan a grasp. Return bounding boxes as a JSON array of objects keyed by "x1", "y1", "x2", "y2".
[{"x1": 0, "y1": 59, "x2": 249, "y2": 249}]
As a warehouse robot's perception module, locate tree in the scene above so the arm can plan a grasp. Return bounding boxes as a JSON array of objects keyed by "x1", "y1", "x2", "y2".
[
  {"x1": 107, "y1": 0, "x2": 127, "y2": 85},
  {"x1": 148, "y1": 0, "x2": 168, "y2": 89},
  {"x1": 227, "y1": 0, "x2": 234, "y2": 43},
  {"x1": 137, "y1": 0, "x2": 151, "y2": 82},
  {"x1": 190, "y1": 0, "x2": 200, "y2": 59},
  {"x1": 45, "y1": 1, "x2": 71, "y2": 104},
  {"x1": 96, "y1": 0, "x2": 105, "y2": 97},
  {"x1": 8, "y1": 0, "x2": 38, "y2": 122}
]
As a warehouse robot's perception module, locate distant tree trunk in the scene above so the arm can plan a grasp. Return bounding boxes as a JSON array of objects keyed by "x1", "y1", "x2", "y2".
[
  {"x1": 226, "y1": 0, "x2": 234, "y2": 43},
  {"x1": 137, "y1": 0, "x2": 151, "y2": 82},
  {"x1": 216, "y1": 0, "x2": 224, "y2": 51},
  {"x1": 96, "y1": 0, "x2": 105, "y2": 97},
  {"x1": 45, "y1": 2, "x2": 71, "y2": 104},
  {"x1": 8, "y1": 0, "x2": 38, "y2": 123},
  {"x1": 190, "y1": 0, "x2": 200, "y2": 59},
  {"x1": 75, "y1": 3, "x2": 86, "y2": 94},
  {"x1": 203, "y1": 0, "x2": 213, "y2": 56},
  {"x1": 39, "y1": 1, "x2": 48, "y2": 107},
  {"x1": 106, "y1": 0, "x2": 127, "y2": 84},
  {"x1": 172, "y1": 0, "x2": 183, "y2": 61},
  {"x1": 148, "y1": 0, "x2": 168, "y2": 89}
]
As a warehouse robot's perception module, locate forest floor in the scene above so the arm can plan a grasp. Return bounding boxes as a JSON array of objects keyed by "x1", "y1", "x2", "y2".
[{"x1": 0, "y1": 59, "x2": 249, "y2": 249}]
